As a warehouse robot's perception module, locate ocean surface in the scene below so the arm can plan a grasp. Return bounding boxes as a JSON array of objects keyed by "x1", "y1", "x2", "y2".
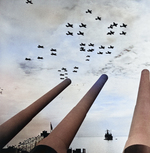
[{"x1": 69, "y1": 137, "x2": 127, "y2": 153}]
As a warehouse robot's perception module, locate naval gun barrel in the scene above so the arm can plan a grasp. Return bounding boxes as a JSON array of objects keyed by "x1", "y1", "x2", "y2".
[
  {"x1": 0, "y1": 78, "x2": 71, "y2": 149},
  {"x1": 123, "y1": 69, "x2": 150, "y2": 153},
  {"x1": 31, "y1": 74, "x2": 108, "y2": 153}
]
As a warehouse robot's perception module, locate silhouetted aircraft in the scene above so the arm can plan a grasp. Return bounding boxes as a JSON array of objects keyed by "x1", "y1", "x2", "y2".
[
  {"x1": 107, "y1": 31, "x2": 115, "y2": 35},
  {"x1": 108, "y1": 24, "x2": 113, "y2": 29},
  {"x1": 38, "y1": 45, "x2": 44, "y2": 48},
  {"x1": 120, "y1": 23, "x2": 127, "y2": 28},
  {"x1": 26, "y1": 0, "x2": 33, "y2": 4},
  {"x1": 74, "y1": 66, "x2": 79, "y2": 69},
  {"x1": 79, "y1": 23, "x2": 87, "y2": 28},
  {"x1": 80, "y1": 47, "x2": 85, "y2": 51},
  {"x1": 106, "y1": 51, "x2": 111, "y2": 54},
  {"x1": 25, "y1": 58, "x2": 31, "y2": 61},
  {"x1": 60, "y1": 78, "x2": 64, "y2": 80},
  {"x1": 86, "y1": 55, "x2": 90, "y2": 57},
  {"x1": 50, "y1": 48, "x2": 57, "y2": 52},
  {"x1": 86, "y1": 9, "x2": 92, "y2": 14},
  {"x1": 88, "y1": 43, "x2": 94, "y2": 46},
  {"x1": 66, "y1": 23, "x2": 73, "y2": 28},
  {"x1": 97, "y1": 51, "x2": 103, "y2": 54},
  {"x1": 65, "y1": 73, "x2": 68, "y2": 75},
  {"x1": 73, "y1": 70, "x2": 77, "y2": 73},
  {"x1": 77, "y1": 31, "x2": 84, "y2": 36},
  {"x1": 120, "y1": 31, "x2": 126, "y2": 35},
  {"x1": 113, "y1": 22, "x2": 118, "y2": 27},
  {"x1": 62, "y1": 67, "x2": 67, "y2": 71},
  {"x1": 87, "y1": 49, "x2": 94, "y2": 52},
  {"x1": 60, "y1": 74, "x2": 64, "y2": 76},
  {"x1": 37, "y1": 56, "x2": 43, "y2": 59},
  {"x1": 80, "y1": 43, "x2": 86, "y2": 46},
  {"x1": 58, "y1": 70, "x2": 61, "y2": 72},
  {"x1": 108, "y1": 45, "x2": 114, "y2": 49},
  {"x1": 95, "y1": 16, "x2": 101, "y2": 20},
  {"x1": 51, "y1": 52, "x2": 57, "y2": 56},
  {"x1": 99, "y1": 45, "x2": 105, "y2": 49},
  {"x1": 86, "y1": 59, "x2": 90, "y2": 61},
  {"x1": 66, "y1": 31, "x2": 73, "y2": 36}
]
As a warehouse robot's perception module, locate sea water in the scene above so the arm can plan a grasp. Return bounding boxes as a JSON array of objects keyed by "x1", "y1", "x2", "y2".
[{"x1": 70, "y1": 137, "x2": 127, "y2": 153}]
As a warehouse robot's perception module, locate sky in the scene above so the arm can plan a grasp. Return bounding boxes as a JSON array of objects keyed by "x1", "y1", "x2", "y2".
[{"x1": 1, "y1": 0, "x2": 150, "y2": 147}]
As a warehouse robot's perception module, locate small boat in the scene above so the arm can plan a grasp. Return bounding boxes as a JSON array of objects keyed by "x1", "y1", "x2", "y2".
[{"x1": 104, "y1": 130, "x2": 113, "y2": 140}]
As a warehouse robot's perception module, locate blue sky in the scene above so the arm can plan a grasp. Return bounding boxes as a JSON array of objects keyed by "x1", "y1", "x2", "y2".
[{"x1": 1, "y1": 0, "x2": 150, "y2": 146}]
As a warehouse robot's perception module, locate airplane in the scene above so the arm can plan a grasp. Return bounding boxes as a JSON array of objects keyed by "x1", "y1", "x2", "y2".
[
  {"x1": 120, "y1": 23, "x2": 127, "y2": 28},
  {"x1": 113, "y1": 22, "x2": 118, "y2": 27},
  {"x1": 25, "y1": 58, "x2": 31, "y2": 60},
  {"x1": 120, "y1": 31, "x2": 126, "y2": 35},
  {"x1": 60, "y1": 78, "x2": 64, "y2": 80},
  {"x1": 58, "y1": 70, "x2": 61, "y2": 72},
  {"x1": 77, "y1": 31, "x2": 84, "y2": 36},
  {"x1": 86, "y1": 59, "x2": 90, "y2": 61},
  {"x1": 106, "y1": 51, "x2": 111, "y2": 54},
  {"x1": 79, "y1": 23, "x2": 87, "y2": 28},
  {"x1": 80, "y1": 43, "x2": 86, "y2": 46},
  {"x1": 108, "y1": 45, "x2": 114, "y2": 49},
  {"x1": 74, "y1": 66, "x2": 79, "y2": 69},
  {"x1": 66, "y1": 23, "x2": 73, "y2": 28},
  {"x1": 66, "y1": 31, "x2": 73, "y2": 36},
  {"x1": 80, "y1": 47, "x2": 86, "y2": 51},
  {"x1": 26, "y1": 0, "x2": 33, "y2": 4},
  {"x1": 73, "y1": 70, "x2": 77, "y2": 73},
  {"x1": 107, "y1": 31, "x2": 115, "y2": 35},
  {"x1": 65, "y1": 73, "x2": 68, "y2": 75},
  {"x1": 88, "y1": 43, "x2": 94, "y2": 46},
  {"x1": 108, "y1": 24, "x2": 113, "y2": 29},
  {"x1": 86, "y1": 9, "x2": 92, "y2": 14},
  {"x1": 95, "y1": 16, "x2": 101, "y2": 20},
  {"x1": 51, "y1": 52, "x2": 57, "y2": 56},
  {"x1": 99, "y1": 45, "x2": 105, "y2": 49},
  {"x1": 38, "y1": 45, "x2": 44, "y2": 48},
  {"x1": 62, "y1": 67, "x2": 67, "y2": 71},
  {"x1": 97, "y1": 51, "x2": 103, "y2": 54},
  {"x1": 37, "y1": 56, "x2": 43, "y2": 59},
  {"x1": 50, "y1": 48, "x2": 57, "y2": 52},
  {"x1": 60, "y1": 74, "x2": 64, "y2": 76},
  {"x1": 86, "y1": 55, "x2": 90, "y2": 57},
  {"x1": 87, "y1": 49, "x2": 94, "y2": 52}
]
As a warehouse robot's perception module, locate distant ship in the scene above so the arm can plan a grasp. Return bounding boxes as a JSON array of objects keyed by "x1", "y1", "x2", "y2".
[{"x1": 104, "y1": 130, "x2": 113, "y2": 140}]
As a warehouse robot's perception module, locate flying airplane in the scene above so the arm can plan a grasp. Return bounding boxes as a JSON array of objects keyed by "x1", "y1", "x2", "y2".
[
  {"x1": 108, "y1": 45, "x2": 114, "y2": 49},
  {"x1": 26, "y1": 0, "x2": 33, "y2": 4},
  {"x1": 87, "y1": 49, "x2": 94, "y2": 52},
  {"x1": 51, "y1": 52, "x2": 57, "y2": 56},
  {"x1": 77, "y1": 31, "x2": 84, "y2": 36},
  {"x1": 60, "y1": 74, "x2": 64, "y2": 76},
  {"x1": 37, "y1": 56, "x2": 43, "y2": 59},
  {"x1": 79, "y1": 23, "x2": 87, "y2": 28},
  {"x1": 80, "y1": 47, "x2": 86, "y2": 51},
  {"x1": 38, "y1": 45, "x2": 44, "y2": 48},
  {"x1": 60, "y1": 78, "x2": 64, "y2": 80},
  {"x1": 97, "y1": 51, "x2": 103, "y2": 54},
  {"x1": 62, "y1": 67, "x2": 67, "y2": 72},
  {"x1": 113, "y1": 22, "x2": 118, "y2": 27},
  {"x1": 108, "y1": 24, "x2": 113, "y2": 29},
  {"x1": 107, "y1": 31, "x2": 115, "y2": 35},
  {"x1": 120, "y1": 31, "x2": 126, "y2": 35},
  {"x1": 86, "y1": 9, "x2": 92, "y2": 14},
  {"x1": 50, "y1": 48, "x2": 57, "y2": 52},
  {"x1": 99, "y1": 45, "x2": 105, "y2": 49},
  {"x1": 106, "y1": 51, "x2": 111, "y2": 54},
  {"x1": 25, "y1": 58, "x2": 31, "y2": 61},
  {"x1": 66, "y1": 23, "x2": 73, "y2": 28},
  {"x1": 73, "y1": 70, "x2": 77, "y2": 73},
  {"x1": 95, "y1": 16, "x2": 101, "y2": 20},
  {"x1": 120, "y1": 23, "x2": 127, "y2": 28},
  {"x1": 80, "y1": 43, "x2": 86, "y2": 46},
  {"x1": 86, "y1": 59, "x2": 90, "y2": 61},
  {"x1": 86, "y1": 55, "x2": 90, "y2": 57},
  {"x1": 66, "y1": 31, "x2": 73, "y2": 36},
  {"x1": 88, "y1": 43, "x2": 94, "y2": 46},
  {"x1": 74, "y1": 66, "x2": 79, "y2": 69}
]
